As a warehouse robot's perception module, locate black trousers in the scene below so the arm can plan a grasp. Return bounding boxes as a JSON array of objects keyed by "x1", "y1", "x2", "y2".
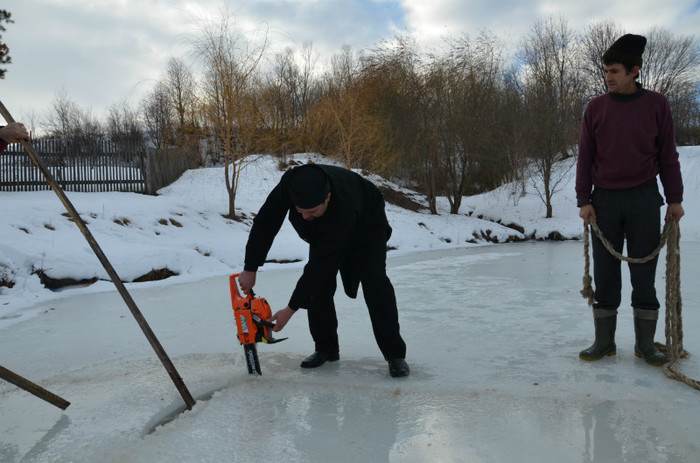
[
  {"x1": 591, "y1": 182, "x2": 664, "y2": 312},
  {"x1": 306, "y1": 234, "x2": 407, "y2": 360}
]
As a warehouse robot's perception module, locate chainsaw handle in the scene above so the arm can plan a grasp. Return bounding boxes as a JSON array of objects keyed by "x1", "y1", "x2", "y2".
[
  {"x1": 251, "y1": 313, "x2": 275, "y2": 328},
  {"x1": 229, "y1": 274, "x2": 245, "y2": 302}
]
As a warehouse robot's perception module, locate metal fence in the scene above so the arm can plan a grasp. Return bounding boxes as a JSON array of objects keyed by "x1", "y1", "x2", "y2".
[{"x1": 1, "y1": 139, "x2": 147, "y2": 193}]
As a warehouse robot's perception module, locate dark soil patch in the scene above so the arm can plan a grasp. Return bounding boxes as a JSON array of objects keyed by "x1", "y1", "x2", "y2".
[
  {"x1": 133, "y1": 268, "x2": 178, "y2": 282},
  {"x1": 34, "y1": 269, "x2": 98, "y2": 290},
  {"x1": 265, "y1": 258, "x2": 302, "y2": 264},
  {"x1": 377, "y1": 185, "x2": 425, "y2": 212},
  {"x1": 33, "y1": 267, "x2": 179, "y2": 289},
  {"x1": 545, "y1": 231, "x2": 565, "y2": 241}
]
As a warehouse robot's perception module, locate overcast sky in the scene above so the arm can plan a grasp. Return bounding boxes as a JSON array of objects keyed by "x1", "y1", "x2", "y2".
[{"x1": 2, "y1": 0, "x2": 699, "y2": 132}]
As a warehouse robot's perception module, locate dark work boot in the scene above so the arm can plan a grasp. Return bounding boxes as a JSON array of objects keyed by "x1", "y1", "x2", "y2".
[
  {"x1": 634, "y1": 309, "x2": 668, "y2": 366},
  {"x1": 579, "y1": 310, "x2": 617, "y2": 361}
]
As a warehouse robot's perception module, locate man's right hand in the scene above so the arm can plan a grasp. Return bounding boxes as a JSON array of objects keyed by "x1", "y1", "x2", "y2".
[
  {"x1": 579, "y1": 204, "x2": 597, "y2": 225},
  {"x1": 238, "y1": 270, "x2": 256, "y2": 294}
]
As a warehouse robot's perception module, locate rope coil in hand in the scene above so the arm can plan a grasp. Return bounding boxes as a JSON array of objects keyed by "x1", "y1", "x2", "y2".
[{"x1": 581, "y1": 218, "x2": 700, "y2": 391}]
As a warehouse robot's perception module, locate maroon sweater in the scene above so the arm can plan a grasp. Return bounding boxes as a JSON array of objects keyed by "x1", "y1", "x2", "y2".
[{"x1": 576, "y1": 87, "x2": 683, "y2": 206}]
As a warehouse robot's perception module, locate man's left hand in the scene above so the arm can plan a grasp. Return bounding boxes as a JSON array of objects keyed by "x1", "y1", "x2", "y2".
[
  {"x1": 666, "y1": 203, "x2": 685, "y2": 223},
  {"x1": 269, "y1": 306, "x2": 295, "y2": 332}
]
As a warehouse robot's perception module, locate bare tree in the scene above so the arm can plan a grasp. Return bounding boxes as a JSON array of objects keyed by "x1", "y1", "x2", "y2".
[
  {"x1": 261, "y1": 48, "x2": 298, "y2": 150},
  {"x1": 641, "y1": 27, "x2": 700, "y2": 144},
  {"x1": 438, "y1": 32, "x2": 507, "y2": 213},
  {"x1": 669, "y1": 82, "x2": 700, "y2": 145},
  {"x1": 260, "y1": 43, "x2": 322, "y2": 154},
  {"x1": 45, "y1": 88, "x2": 104, "y2": 153},
  {"x1": 106, "y1": 100, "x2": 144, "y2": 148},
  {"x1": 165, "y1": 58, "x2": 197, "y2": 127},
  {"x1": 195, "y1": 13, "x2": 268, "y2": 218},
  {"x1": 295, "y1": 43, "x2": 324, "y2": 151},
  {"x1": 140, "y1": 81, "x2": 182, "y2": 193},
  {"x1": 497, "y1": 67, "x2": 529, "y2": 205},
  {"x1": 640, "y1": 28, "x2": 700, "y2": 96},
  {"x1": 141, "y1": 81, "x2": 174, "y2": 151},
  {"x1": 164, "y1": 57, "x2": 201, "y2": 150},
  {"x1": 325, "y1": 44, "x2": 361, "y2": 93},
  {"x1": 519, "y1": 15, "x2": 584, "y2": 218},
  {"x1": 578, "y1": 20, "x2": 624, "y2": 100},
  {"x1": 416, "y1": 63, "x2": 446, "y2": 214},
  {"x1": 17, "y1": 108, "x2": 42, "y2": 138},
  {"x1": 310, "y1": 44, "x2": 403, "y2": 172},
  {"x1": 362, "y1": 36, "x2": 436, "y2": 209}
]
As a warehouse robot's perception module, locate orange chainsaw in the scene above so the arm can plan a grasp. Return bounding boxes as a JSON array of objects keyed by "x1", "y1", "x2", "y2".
[{"x1": 229, "y1": 273, "x2": 286, "y2": 375}]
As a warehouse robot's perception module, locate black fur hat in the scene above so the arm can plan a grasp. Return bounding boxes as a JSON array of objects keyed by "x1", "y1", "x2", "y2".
[{"x1": 603, "y1": 34, "x2": 646, "y2": 67}]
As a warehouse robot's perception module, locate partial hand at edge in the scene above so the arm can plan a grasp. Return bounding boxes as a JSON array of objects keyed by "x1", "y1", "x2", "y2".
[
  {"x1": 0, "y1": 122, "x2": 30, "y2": 143},
  {"x1": 269, "y1": 306, "x2": 295, "y2": 332},
  {"x1": 579, "y1": 204, "x2": 597, "y2": 226},
  {"x1": 665, "y1": 203, "x2": 685, "y2": 223}
]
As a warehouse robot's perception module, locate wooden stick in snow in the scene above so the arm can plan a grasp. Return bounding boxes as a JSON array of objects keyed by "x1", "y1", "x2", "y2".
[
  {"x1": 0, "y1": 365, "x2": 71, "y2": 410},
  {"x1": 0, "y1": 101, "x2": 196, "y2": 410}
]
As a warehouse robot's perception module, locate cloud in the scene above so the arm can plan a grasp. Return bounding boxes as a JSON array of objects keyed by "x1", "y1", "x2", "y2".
[
  {"x1": 2, "y1": 0, "x2": 697, "y2": 129},
  {"x1": 398, "y1": 0, "x2": 700, "y2": 48}
]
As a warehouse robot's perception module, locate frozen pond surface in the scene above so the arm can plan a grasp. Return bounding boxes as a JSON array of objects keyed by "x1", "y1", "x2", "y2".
[{"x1": 2, "y1": 241, "x2": 699, "y2": 462}]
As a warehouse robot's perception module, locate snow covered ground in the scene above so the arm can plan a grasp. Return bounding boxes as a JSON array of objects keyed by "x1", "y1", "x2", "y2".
[{"x1": 1, "y1": 148, "x2": 699, "y2": 462}]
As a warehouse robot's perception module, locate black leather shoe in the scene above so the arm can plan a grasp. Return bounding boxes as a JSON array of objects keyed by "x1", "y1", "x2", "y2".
[
  {"x1": 388, "y1": 359, "x2": 410, "y2": 377},
  {"x1": 300, "y1": 351, "x2": 339, "y2": 368}
]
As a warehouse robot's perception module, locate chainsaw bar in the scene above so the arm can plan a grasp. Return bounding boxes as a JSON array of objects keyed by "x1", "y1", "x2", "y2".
[{"x1": 244, "y1": 344, "x2": 262, "y2": 376}]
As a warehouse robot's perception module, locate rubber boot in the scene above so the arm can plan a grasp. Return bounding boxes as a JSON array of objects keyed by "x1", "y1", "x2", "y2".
[
  {"x1": 579, "y1": 310, "x2": 617, "y2": 361},
  {"x1": 634, "y1": 309, "x2": 668, "y2": 366}
]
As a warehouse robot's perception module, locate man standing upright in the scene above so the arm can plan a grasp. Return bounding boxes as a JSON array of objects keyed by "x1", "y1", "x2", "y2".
[
  {"x1": 238, "y1": 163, "x2": 409, "y2": 377},
  {"x1": 576, "y1": 34, "x2": 684, "y2": 366}
]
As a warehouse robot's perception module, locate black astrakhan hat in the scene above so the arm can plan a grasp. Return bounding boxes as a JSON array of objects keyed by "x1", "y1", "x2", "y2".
[
  {"x1": 603, "y1": 34, "x2": 646, "y2": 67},
  {"x1": 288, "y1": 164, "x2": 330, "y2": 208}
]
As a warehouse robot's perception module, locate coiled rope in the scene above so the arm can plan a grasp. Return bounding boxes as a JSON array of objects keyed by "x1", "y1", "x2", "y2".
[{"x1": 581, "y1": 218, "x2": 699, "y2": 391}]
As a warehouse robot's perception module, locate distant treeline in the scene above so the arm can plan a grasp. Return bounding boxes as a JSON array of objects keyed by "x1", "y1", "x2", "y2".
[{"x1": 17, "y1": 16, "x2": 700, "y2": 218}]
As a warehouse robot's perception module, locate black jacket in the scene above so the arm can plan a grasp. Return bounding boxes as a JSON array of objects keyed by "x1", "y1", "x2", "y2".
[{"x1": 244, "y1": 164, "x2": 390, "y2": 310}]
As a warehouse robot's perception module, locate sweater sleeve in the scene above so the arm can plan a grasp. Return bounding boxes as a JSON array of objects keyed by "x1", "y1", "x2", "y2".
[
  {"x1": 656, "y1": 97, "x2": 684, "y2": 204},
  {"x1": 243, "y1": 173, "x2": 293, "y2": 272},
  {"x1": 575, "y1": 105, "x2": 595, "y2": 206}
]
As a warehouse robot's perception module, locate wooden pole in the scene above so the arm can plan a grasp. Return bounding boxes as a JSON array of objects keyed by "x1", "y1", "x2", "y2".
[
  {"x1": 0, "y1": 365, "x2": 71, "y2": 410},
  {"x1": 0, "y1": 102, "x2": 196, "y2": 410}
]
